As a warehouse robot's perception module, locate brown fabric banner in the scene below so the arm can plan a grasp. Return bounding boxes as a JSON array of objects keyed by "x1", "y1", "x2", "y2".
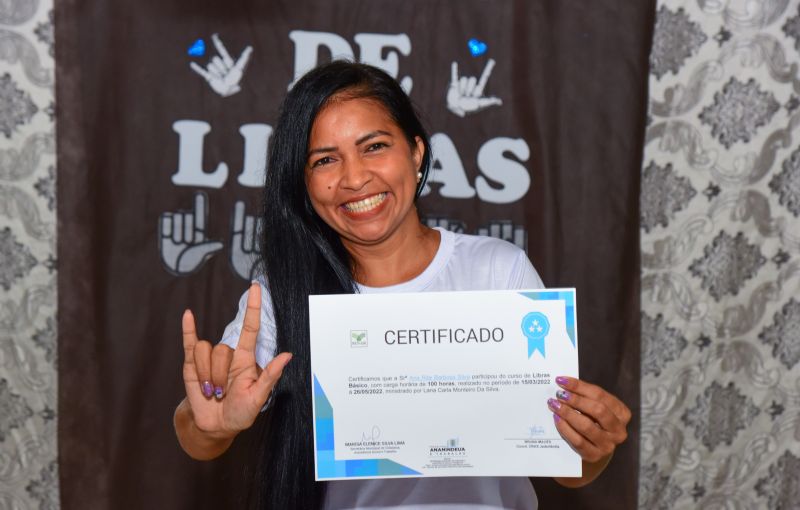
[{"x1": 56, "y1": 1, "x2": 653, "y2": 508}]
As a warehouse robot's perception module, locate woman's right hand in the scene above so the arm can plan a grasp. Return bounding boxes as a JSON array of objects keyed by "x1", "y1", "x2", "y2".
[{"x1": 180, "y1": 283, "x2": 292, "y2": 445}]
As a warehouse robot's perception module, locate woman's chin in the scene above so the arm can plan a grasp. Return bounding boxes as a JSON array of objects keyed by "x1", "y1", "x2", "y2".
[{"x1": 339, "y1": 226, "x2": 394, "y2": 246}]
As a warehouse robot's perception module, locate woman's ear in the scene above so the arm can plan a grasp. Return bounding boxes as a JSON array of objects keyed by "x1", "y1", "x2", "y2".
[{"x1": 412, "y1": 136, "x2": 425, "y2": 171}]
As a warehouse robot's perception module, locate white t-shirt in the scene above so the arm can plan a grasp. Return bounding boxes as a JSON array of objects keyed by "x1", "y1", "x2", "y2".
[{"x1": 221, "y1": 228, "x2": 544, "y2": 510}]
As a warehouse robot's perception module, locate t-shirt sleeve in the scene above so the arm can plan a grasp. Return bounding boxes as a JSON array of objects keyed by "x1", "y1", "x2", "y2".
[
  {"x1": 507, "y1": 250, "x2": 545, "y2": 290},
  {"x1": 219, "y1": 281, "x2": 277, "y2": 369}
]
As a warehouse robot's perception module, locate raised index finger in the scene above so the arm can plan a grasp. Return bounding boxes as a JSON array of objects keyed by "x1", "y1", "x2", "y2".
[
  {"x1": 232, "y1": 201, "x2": 246, "y2": 232},
  {"x1": 211, "y1": 33, "x2": 234, "y2": 67},
  {"x1": 450, "y1": 61, "x2": 459, "y2": 85},
  {"x1": 193, "y1": 192, "x2": 206, "y2": 232},
  {"x1": 182, "y1": 309, "x2": 199, "y2": 366},
  {"x1": 238, "y1": 283, "x2": 261, "y2": 353}
]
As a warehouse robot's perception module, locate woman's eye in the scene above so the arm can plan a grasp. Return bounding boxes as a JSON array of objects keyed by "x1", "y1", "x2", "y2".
[
  {"x1": 366, "y1": 142, "x2": 387, "y2": 152},
  {"x1": 311, "y1": 156, "x2": 333, "y2": 168}
]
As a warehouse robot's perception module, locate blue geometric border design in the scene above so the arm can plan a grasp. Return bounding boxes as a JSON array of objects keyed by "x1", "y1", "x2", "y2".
[
  {"x1": 313, "y1": 375, "x2": 421, "y2": 479},
  {"x1": 519, "y1": 290, "x2": 577, "y2": 348}
]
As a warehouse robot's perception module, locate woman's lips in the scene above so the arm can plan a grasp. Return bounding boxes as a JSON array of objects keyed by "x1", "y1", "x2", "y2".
[{"x1": 342, "y1": 192, "x2": 388, "y2": 214}]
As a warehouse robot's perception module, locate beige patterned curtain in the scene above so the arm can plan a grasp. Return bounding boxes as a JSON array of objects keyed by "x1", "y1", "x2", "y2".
[
  {"x1": 641, "y1": 1, "x2": 800, "y2": 508},
  {"x1": 0, "y1": 0, "x2": 57, "y2": 508}
]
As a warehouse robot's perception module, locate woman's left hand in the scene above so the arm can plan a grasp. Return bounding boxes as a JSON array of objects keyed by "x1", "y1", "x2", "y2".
[{"x1": 548, "y1": 376, "x2": 631, "y2": 465}]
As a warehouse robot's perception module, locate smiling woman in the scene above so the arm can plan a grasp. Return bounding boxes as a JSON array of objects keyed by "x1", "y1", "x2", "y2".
[
  {"x1": 173, "y1": 61, "x2": 631, "y2": 510},
  {"x1": 307, "y1": 99, "x2": 422, "y2": 236},
  {"x1": 304, "y1": 95, "x2": 439, "y2": 286}
]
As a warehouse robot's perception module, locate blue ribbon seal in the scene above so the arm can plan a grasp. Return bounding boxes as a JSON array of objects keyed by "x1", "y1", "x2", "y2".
[{"x1": 521, "y1": 312, "x2": 550, "y2": 358}]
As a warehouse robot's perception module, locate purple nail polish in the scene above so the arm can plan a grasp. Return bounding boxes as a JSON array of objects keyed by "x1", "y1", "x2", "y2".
[
  {"x1": 556, "y1": 389, "x2": 571, "y2": 401},
  {"x1": 556, "y1": 376, "x2": 569, "y2": 386},
  {"x1": 214, "y1": 386, "x2": 224, "y2": 399},
  {"x1": 201, "y1": 381, "x2": 213, "y2": 398},
  {"x1": 548, "y1": 398, "x2": 561, "y2": 410},
  {"x1": 553, "y1": 413, "x2": 561, "y2": 423}
]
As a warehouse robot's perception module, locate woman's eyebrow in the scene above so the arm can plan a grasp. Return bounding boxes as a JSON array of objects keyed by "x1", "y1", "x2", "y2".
[
  {"x1": 308, "y1": 145, "x2": 336, "y2": 156},
  {"x1": 308, "y1": 130, "x2": 393, "y2": 156},
  {"x1": 355, "y1": 130, "x2": 391, "y2": 146}
]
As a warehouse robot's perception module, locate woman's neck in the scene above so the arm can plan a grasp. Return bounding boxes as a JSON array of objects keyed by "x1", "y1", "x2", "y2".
[{"x1": 344, "y1": 218, "x2": 441, "y2": 288}]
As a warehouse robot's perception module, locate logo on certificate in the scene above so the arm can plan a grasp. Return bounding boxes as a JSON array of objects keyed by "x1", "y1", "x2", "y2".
[
  {"x1": 429, "y1": 437, "x2": 466, "y2": 457},
  {"x1": 350, "y1": 330, "x2": 368, "y2": 348},
  {"x1": 424, "y1": 436, "x2": 474, "y2": 470}
]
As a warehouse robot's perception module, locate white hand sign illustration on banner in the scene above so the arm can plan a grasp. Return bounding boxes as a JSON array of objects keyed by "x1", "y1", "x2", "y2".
[
  {"x1": 159, "y1": 193, "x2": 224, "y2": 275},
  {"x1": 189, "y1": 34, "x2": 253, "y2": 97},
  {"x1": 477, "y1": 220, "x2": 527, "y2": 251},
  {"x1": 230, "y1": 201, "x2": 263, "y2": 280},
  {"x1": 446, "y1": 59, "x2": 503, "y2": 117}
]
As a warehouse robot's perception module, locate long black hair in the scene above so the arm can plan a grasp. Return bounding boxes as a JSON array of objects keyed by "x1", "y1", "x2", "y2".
[{"x1": 251, "y1": 61, "x2": 431, "y2": 509}]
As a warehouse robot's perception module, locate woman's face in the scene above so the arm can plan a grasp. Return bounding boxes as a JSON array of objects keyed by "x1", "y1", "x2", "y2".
[{"x1": 305, "y1": 97, "x2": 424, "y2": 247}]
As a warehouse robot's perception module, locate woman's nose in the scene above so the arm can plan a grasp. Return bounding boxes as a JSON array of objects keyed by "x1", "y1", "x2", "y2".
[{"x1": 340, "y1": 157, "x2": 372, "y2": 190}]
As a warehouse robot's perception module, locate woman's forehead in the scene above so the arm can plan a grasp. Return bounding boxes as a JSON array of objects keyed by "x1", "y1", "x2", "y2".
[
  {"x1": 310, "y1": 97, "x2": 398, "y2": 140},
  {"x1": 318, "y1": 94, "x2": 392, "y2": 120}
]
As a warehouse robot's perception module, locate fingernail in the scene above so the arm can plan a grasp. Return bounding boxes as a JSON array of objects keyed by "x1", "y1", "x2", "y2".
[
  {"x1": 553, "y1": 413, "x2": 561, "y2": 423},
  {"x1": 214, "y1": 386, "x2": 224, "y2": 399},
  {"x1": 556, "y1": 376, "x2": 569, "y2": 386},
  {"x1": 556, "y1": 389, "x2": 571, "y2": 401},
  {"x1": 201, "y1": 381, "x2": 213, "y2": 398},
  {"x1": 548, "y1": 398, "x2": 561, "y2": 410}
]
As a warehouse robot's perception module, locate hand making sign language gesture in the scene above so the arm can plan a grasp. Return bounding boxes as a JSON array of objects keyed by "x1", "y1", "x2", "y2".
[
  {"x1": 175, "y1": 283, "x2": 292, "y2": 460},
  {"x1": 230, "y1": 201, "x2": 263, "y2": 281},
  {"x1": 189, "y1": 33, "x2": 253, "y2": 97},
  {"x1": 159, "y1": 193, "x2": 223, "y2": 276},
  {"x1": 446, "y1": 58, "x2": 503, "y2": 117}
]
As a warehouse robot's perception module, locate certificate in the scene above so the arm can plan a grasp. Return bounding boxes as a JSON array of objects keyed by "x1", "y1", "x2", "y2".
[{"x1": 309, "y1": 288, "x2": 580, "y2": 480}]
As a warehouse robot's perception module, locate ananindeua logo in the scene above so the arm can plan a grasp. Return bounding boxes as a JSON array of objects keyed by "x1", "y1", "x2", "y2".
[
  {"x1": 350, "y1": 330, "x2": 368, "y2": 348},
  {"x1": 429, "y1": 437, "x2": 466, "y2": 457}
]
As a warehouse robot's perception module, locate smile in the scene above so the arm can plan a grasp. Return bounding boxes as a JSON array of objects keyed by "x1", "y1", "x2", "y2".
[{"x1": 343, "y1": 193, "x2": 387, "y2": 213}]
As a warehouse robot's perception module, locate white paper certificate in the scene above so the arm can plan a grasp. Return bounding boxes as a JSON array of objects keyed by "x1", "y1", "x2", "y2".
[{"x1": 309, "y1": 288, "x2": 580, "y2": 480}]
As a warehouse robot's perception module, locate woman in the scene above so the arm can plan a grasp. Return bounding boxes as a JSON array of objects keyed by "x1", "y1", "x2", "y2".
[{"x1": 174, "y1": 61, "x2": 631, "y2": 509}]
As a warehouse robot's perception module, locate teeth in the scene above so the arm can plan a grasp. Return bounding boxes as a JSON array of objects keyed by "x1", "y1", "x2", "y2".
[{"x1": 344, "y1": 193, "x2": 387, "y2": 213}]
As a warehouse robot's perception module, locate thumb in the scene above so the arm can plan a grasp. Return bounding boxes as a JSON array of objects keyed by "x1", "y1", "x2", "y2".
[
  {"x1": 476, "y1": 96, "x2": 502, "y2": 108},
  {"x1": 178, "y1": 241, "x2": 224, "y2": 272},
  {"x1": 254, "y1": 352, "x2": 293, "y2": 401}
]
